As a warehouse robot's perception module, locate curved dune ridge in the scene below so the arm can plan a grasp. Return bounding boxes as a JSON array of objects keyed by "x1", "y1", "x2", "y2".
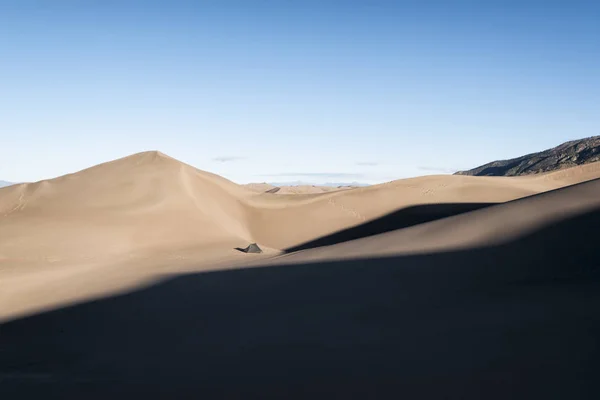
[
  {"x1": 2, "y1": 150, "x2": 600, "y2": 265},
  {"x1": 1, "y1": 151, "x2": 600, "y2": 321},
  {"x1": 2, "y1": 155, "x2": 600, "y2": 397},
  {"x1": 276, "y1": 176, "x2": 600, "y2": 265},
  {"x1": 0, "y1": 151, "x2": 254, "y2": 261}
]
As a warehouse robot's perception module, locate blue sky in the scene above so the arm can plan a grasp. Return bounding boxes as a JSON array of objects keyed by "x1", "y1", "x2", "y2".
[{"x1": 1, "y1": 0, "x2": 599, "y2": 184}]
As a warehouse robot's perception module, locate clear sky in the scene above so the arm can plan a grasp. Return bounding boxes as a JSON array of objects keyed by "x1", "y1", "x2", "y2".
[{"x1": 1, "y1": 0, "x2": 599, "y2": 185}]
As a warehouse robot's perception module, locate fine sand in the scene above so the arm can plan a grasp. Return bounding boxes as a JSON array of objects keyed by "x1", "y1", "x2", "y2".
[
  {"x1": 2, "y1": 151, "x2": 600, "y2": 319},
  {"x1": 2, "y1": 152, "x2": 600, "y2": 399},
  {"x1": 244, "y1": 183, "x2": 358, "y2": 195}
]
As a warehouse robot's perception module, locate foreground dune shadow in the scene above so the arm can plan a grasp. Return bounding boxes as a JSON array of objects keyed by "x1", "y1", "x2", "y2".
[
  {"x1": 2, "y1": 207, "x2": 600, "y2": 399},
  {"x1": 285, "y1": 202, "x2": 496, "y2": 252}
]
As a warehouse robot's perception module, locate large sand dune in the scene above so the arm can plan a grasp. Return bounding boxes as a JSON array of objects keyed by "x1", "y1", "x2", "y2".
[
  {"x1": 2, "y1": 154, "x2": 600, "y2": 399},
  {"x1": 2, "y1": 152, "x2": 600, "y2": 320},
  {"x1": 2, "y1": 151, "x2": 599, "y2": 263},
  {"x1": 0, "y1": 151, "x2": 254, "y2": 260}
]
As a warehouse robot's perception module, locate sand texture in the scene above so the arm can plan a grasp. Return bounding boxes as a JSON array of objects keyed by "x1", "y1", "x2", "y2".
[{"x1": 2, "y1": 152, "x2": 600, "y2": 399}]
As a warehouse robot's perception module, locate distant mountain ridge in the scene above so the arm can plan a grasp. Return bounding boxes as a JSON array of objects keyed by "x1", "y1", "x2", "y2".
[
  {"x1": 243, "y1": 180, "x2": 368, "y2": 195},
  {"x1": 0, "y1": 180, "x2": 14, "y2": 188},
  {"x1": 455, "y1": 135, "x2": 600, "y2": 176},
  {"x1": 268, "y1": 180, "x2": 369, "y2": 188}
]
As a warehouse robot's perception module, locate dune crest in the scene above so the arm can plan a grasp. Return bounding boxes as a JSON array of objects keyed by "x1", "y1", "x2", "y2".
[
  {"x1": 2, "y1": 154, "x2": 600, "y2": 322},
  {"x1": 0, "y1": 152, "x2": 256, "y2": 263},
  {"x1": 2, "y1": 153, "x2": 600, "y2": 265}
]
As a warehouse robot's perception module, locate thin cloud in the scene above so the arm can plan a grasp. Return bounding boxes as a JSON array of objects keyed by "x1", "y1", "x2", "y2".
[
  {"x1": 212, "y1": 156, "x2": 245, "y2": 163},
  {"x1": 356, "y1": 161, "x2": 379, "y2": 166}
]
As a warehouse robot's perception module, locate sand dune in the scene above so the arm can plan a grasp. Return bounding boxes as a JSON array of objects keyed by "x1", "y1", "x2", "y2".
[
  {"x1": 1, "y1": 152, "x2": 600, "y2": 321},
  {"x1": 233, "y1": 161, "x2": 600, "y2": 249},
  {"x1": 243, "y1": 182, "x2": 358, "y2": 194},
  {"x1": 243, "y1": 182, "x2": 279, "y2": 193},
  {"x1": 277, "y1": 177, "x2": 600, "y2": 263},
  {"x1": 0, "y1": 151, "x2": 254, "y2": 262},
  {"x1": 2, "y1": 151, "x2": 599, "y2": 264},
  {"x1": 2, "y1": 164, "x2": 600, "y2": 398},
  {"x1": 269, "y1": 184, "x2": 355, "y2": 194}
]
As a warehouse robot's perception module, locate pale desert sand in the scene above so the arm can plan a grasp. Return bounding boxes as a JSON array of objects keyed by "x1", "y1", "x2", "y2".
[
  {"x1": 1, "y1": 151, "x2": 600, "y2": 320},
  {"x1": 2, "y1": 152, "x2": 600, "y2": 398},
  {"x1": 244, "y1": 182, "x2": 358, "y2": 194}
]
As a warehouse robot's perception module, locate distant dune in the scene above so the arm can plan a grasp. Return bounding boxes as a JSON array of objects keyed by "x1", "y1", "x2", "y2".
[
  {"x1": 2, "y1": 152, "x2": 600, "y2": 398},
  {"x1": 2, "y1": 151, "x2": 599, "y2": 267},
  {"x1": 2, "y1": 151, "x2": 600, "y2": 322},
  {"x1": 243, "y1": 182, "x2": 363, "y2": 194}
]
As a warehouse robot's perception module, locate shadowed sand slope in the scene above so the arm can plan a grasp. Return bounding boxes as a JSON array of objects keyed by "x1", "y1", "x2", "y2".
[
  {"x1": 247, "y1": 161, "x2": 600, "y2": 249},
  {"x1": 2, "y1": 178, "x2": 600, "y2": 399},
  {"x1": 284, "y1": 202, "x2": 497, "y2": 252},
  {"x1": 2, "y1": 153, "x2": 600, "y2": 263},
  {"x1": 277, "y1": 177, "x2": 600, "y2": 263},
  {"x1": 2, "y1": 154, "x2": 600, "y2": 322}
]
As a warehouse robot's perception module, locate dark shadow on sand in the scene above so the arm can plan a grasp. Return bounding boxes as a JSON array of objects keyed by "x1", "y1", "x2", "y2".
[
  {"x1": 285, "y1": 202, "x2": 497, "y2": 252},
  {"x1": 2, "y1": 206, "x2": 600, "y2": 399}
]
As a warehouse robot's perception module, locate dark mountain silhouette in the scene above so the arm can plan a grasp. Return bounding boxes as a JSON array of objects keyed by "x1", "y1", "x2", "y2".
[{"x1": 455, "y1": 135, "x2": 600, "y2": 176}]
